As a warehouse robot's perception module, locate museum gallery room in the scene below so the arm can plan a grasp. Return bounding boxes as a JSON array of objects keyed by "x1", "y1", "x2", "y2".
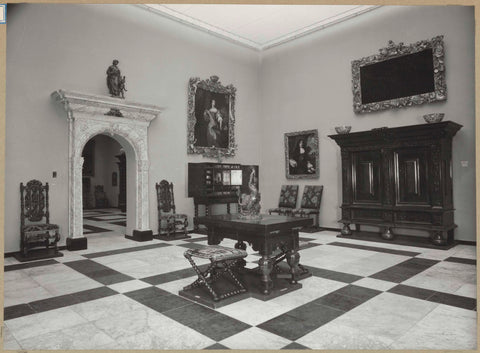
[{"x1": 2, "y1": 3, "x2": 477, "y2": 351}]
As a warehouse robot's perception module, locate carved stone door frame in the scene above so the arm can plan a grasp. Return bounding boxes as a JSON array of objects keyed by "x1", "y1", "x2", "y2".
[{"x1": 51, "y1": 90, "x2": 162, "y2": 249}]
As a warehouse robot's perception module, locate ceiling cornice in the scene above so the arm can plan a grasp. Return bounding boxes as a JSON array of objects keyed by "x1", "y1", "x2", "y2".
[{"x1": 137, "y1": 4, "x2": 381, "y2": 51}]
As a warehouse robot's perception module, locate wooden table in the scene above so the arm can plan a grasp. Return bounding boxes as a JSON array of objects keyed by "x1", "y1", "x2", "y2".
[{"x1": 196, "y1": 214, "x2": 312, "y2": 295}]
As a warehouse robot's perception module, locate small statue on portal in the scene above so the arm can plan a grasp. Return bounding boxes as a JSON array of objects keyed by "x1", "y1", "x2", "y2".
[{"x1": 106, "y1": 59, "x2": 126, "y2": 98}]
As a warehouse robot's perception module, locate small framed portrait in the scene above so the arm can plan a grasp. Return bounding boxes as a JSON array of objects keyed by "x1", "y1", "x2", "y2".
[
  {"x1": 285, "y1": 129, "x2": 319, "y2": 179},
  {"x1": 187, "y1": 75, "x2": 237, "y2": 159}
]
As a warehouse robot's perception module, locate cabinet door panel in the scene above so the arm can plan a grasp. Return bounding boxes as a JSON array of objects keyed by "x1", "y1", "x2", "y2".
[
  {"x1": 394, "y1": 148, "x2": 429, "y2": 205},
  {"x1": 352, "y1": 151, "x2": 382, "y2": 204}
]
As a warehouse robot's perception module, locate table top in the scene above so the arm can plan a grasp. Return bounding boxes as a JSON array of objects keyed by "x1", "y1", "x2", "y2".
[{"x1": 196, "y1": 214, "x2": 312, "y2": 233}]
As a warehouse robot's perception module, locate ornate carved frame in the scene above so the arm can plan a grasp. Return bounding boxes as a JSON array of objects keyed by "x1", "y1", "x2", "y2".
[
  {"x1": 51, "y1": 90, "x2": 162, "y2": 240},
  {"x1": 284, "y1": 129, "x2": 320, "y2": 180},
  {"x1": 187, "y1": 75, "x2": 237, "y2": 160},
  {"x1": 352, "y1": 35, "x2": 446, "y2": 113}
]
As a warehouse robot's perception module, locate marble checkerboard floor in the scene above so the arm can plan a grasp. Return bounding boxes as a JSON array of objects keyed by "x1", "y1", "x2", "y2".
[{"x1": 3, "y1": 209, "x2": 477, "y2": 350}]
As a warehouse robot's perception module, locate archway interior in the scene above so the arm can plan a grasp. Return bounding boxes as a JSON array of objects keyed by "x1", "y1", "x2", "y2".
[{"x1": 81, "y1": 133, "x2": 137, "y2": 239}]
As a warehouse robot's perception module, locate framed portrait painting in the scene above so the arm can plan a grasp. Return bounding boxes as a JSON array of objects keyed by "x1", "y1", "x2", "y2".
[
  {"x1": 187, "y1": 75, "x2": 237, "y2": 159},
  {"x1": 285, "y1": 129, "x2": 319, "y2": 179}
]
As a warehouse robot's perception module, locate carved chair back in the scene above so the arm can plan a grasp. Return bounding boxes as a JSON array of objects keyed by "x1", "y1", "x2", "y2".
[
  {"x1": 278, "y1": 185, "x2": 299, "y2": 208},
  {"x1": 20, "y1": 180, "x2": 50, "y2": 227},
  {"x1": 300, "y1": 185, "x2": 324, "y2": 210},
  {"x1": 156, "y1": 180, "x2": 176, "y2": 215}
]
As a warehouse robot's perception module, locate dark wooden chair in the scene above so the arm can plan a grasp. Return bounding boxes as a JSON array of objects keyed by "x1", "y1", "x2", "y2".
[
  {"x1": 268, "y1": 185, "x2": 299, "y2": 216},
  {"x1": 183, "y1": 245, "x2": 247, "y2": 302},
  {"x1": 20, "y1": 180, "x2": 60, "y2": 258},
  {"x1": 292, "y1": 185, "x2": 324, "y2": 227},
  {"x1": 156, "y1": 180, "x2": 188, "y2": 238}
]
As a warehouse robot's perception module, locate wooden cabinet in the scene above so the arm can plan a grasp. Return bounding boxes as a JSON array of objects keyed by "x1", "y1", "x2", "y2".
[{"x1": 329, "y1": 121, "x2": 462, "y2": 246}]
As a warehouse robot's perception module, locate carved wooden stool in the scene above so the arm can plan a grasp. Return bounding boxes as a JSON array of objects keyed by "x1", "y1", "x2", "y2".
[{"x1": 183, "y1": 245, "x2": 247, "y2": 302}]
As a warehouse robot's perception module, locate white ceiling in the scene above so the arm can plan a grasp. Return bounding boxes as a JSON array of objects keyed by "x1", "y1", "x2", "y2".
[{"x1": 141, "y1": 4, "x2": 380, "y2": 51}]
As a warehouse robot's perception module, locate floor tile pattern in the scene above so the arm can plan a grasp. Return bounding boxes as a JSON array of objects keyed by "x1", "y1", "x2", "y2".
[{"x1": 3, "y1": 209, "x2": 477, "y2": 350}]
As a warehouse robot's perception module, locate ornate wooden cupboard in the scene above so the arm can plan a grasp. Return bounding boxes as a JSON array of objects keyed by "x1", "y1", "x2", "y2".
[{"x1": 329, "y1": 121, "x2": 462, "y2": 246}]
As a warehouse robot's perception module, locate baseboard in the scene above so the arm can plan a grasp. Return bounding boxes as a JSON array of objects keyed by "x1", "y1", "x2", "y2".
[
  {"x1": 125, "y1": 229, "x2": 153, "y2": 242},
  {"x1": 67, "y1": 237, "x2": 88, "y2": 251},
  {"x1": 457, "y1": 240, "x2": 476, "y2": 246},
  {"x1": 5, "y1": 245, "x2": 67, "y2": 258},
  {"x1": 318, "y1": 226, "x2": 341, "y2": 232}
]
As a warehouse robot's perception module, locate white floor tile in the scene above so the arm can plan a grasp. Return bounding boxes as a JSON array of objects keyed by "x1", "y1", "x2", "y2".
[{"x1": 220, "y1": 327, "x2": 292, "y2": 349}]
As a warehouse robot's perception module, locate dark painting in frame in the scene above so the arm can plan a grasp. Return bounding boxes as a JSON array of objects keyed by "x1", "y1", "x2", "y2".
[
  {"x1": 187, "y1": 75, "x2": 237, "y2": 159},
  {"x1": 285, "y1": 129, "x2": 319, "y2": 179}
]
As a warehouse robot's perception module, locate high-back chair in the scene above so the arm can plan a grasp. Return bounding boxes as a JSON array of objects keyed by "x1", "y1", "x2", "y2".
[
  {"x1": 268, "y1": 185, "x2": 299, "y2": 216},
  {"x1": 156, "y1": 180, "x2": 189, "y2": 239},
  {"x1": 292, "y1": 185, "x2": 324, "y2": 227},
  {"x1": 20, "y1": 180, "x2": 60, "y2": 258}
]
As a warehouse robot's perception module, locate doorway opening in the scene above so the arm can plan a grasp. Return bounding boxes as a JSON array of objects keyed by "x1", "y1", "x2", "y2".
[{"x1": 81, "y1": 134, "x2": 128, "y2": 241}]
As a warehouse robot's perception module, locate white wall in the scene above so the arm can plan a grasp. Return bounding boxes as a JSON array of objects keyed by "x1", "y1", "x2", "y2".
[
  {"x1": 259, "y1": 6, "x2": 476, "y2": 241},
  {"x1": 5, "y1": 4, "x2": 261, "y2": 252}
]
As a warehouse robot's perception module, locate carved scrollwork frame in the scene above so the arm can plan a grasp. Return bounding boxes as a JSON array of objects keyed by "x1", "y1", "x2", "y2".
[
  {"x1": 352, "y1": 35, "x2": 446, "y2": 113},
  {"x1": 187, "y1": 75, "x2": 237, "y2": 160},
  {"x1": 284, "y1": 129, "x2": 320, "y2": 180}
]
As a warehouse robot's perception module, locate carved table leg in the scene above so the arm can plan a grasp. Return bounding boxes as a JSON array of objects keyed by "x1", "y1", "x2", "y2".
[
  {"x1": 259, "y1": 255, "x2": 273, "y2": 295},
  {"x1": 355, "y1": 224, "x2": 360, "y2": 232},
  {"x1": 227, "y1": 203, "x2": 231, "y2": 214},
  {"x1": 234, "y1": 241, "x2": 247, "y2": 268},
  {"x1": 430, "y1": 230, "x2": 447, "y2": 246},
  {"x1": 341, "y1": 223, "x2": 352, "y2": 235},
  {"x1": 194, "y1": 203, "x2": 199, "y2": 231},
  {"x1": 286, "y1": 249, "x2": 300, "y2": 284},
  {"x1": 381, "y1": 227, "x2": 394, "y2": 240}
]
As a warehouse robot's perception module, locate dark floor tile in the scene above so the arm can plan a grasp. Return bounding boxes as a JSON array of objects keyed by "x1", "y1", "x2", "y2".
[
  {"x1": 187, "y1": 313, "x2": 251, "y2": 341},
  {"x1": 204, "y1": 343, "x2": 230, "y2": 350},
  {"x1": 73, "y1": 286, "x2": 118, "y2": 302},
  {"x1": 4, "y1": 304, "x2": 36, "y2": 320},
  {"x1": 110, "y1": 221, "x2": 126, "y2": 226},
  {"x1": 369, "y1": 258, "x2": 439, "y2": 283},
  {"x1": 124, "y1": 286, "x2": 170, "y2": 301},
  {"x1": 5, "y1": 259, "x2": 59, "y2": 272},
  {"x1": 444, "y1": 257, "x2": 476, "y2": 265},
  {"x1": 258, "y1": 302, "x2": 343, "y2": 341},
  {"x1": 64, "y1": 259, "x2": 107, "y2": 274},
  {"x1": 141, "y1": 272, "x2": 182, "y2": 285},
  {"x1": 282, "y1": 342, "x2": 310, "y2": 350},
  {"x1": 84, "y1": 243, "x2": 171, "y2": 259},
  {"x1": 141, "y1": 265, "x2": 208, "y2": 285},
  {"x1": 313, "y1": 291, "x2": 366, "y2": 312},
  {"x1": 299, "y1": 243, "x2": 321, "y2": 250},
  {"x1": 304, "y1": 266, "x2": 363, "y2": 283},
  {"x1": 163, "y1": 303, "x2": 219, "y2": 326},
  {"x1": 142, "y1": 294, "x2": 192, "y2": 313},
  {"x1": 334, "y1": 284, "x2": 381, "y2": 301},
  {"x1": 328, "y1": 241, "x2": 420, "y2": 257},
  {"x1": 388, "y1": 284, "x2": 435, "y2": 300},
  {"x1": 83, "y1": 224, "x2": 112, "y2": 234},
  {"x1": 299, "y1": 237, "x2": 316, "y2": 242},
  {"x1": 90, "y1": 271, "x2": 134, "y2": 285},
  {"x1": 183, "y1": 236, "x2": 209, "y2": 243},
  {"x1": 29, "y1": 293, "x2": 79, "y2": 313},
  {"x1": 178, "y1": 242, "x2": 207, "y2": 250},
  {"x1": 428, "y1": 292, "x2": 477, "y2": 310}
]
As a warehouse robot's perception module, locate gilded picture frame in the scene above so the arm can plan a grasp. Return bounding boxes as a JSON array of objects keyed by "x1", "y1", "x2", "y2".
[
  {"x1": 285, "y1": 129, "x2": 319, "y2": 179},
  {"x1": 187, "y1": 75, "x2": 237, "y2": 159},
  {"x1": 352, "y1": 35, "x2": 446, "y2": 113}
]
